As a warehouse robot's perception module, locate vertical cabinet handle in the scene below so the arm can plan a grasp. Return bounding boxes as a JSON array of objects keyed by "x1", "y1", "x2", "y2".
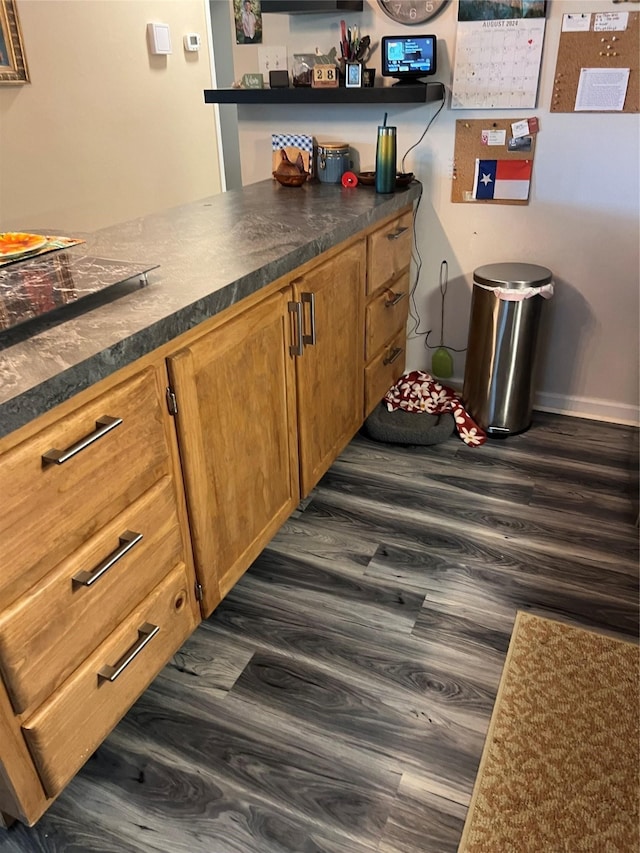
[
  {"x1": 72, "y1": 530, "x2": 143, "y2": 588},
  {"x1": 42, "y1": 416, "x2": 123, "y2": 465},
  {"x1": 288, "y1": 301, "x2": 304, "y2": 357},
  {"x1": 384, "y1": 346, "x2": 403, "y2": 366},
  {"x1": 385, "y1": 291, "x2": 407, "y2": 308},
  {"x1": 97, "y1": 622, "x2": 160, "y2": 684},
  {"x1": 301, "y1": 292, "x2": 317, "y2": 346},
  {"x1": 386, "y1": 226, "x2": 408, "y2": 241}
]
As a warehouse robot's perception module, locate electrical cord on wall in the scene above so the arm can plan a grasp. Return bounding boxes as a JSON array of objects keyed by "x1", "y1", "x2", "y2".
[
  {"x1": 399, "y1": 92, "x2": 446, "y2": 340},
  {"x1": 400, "y1": 94, "x2": 446, "y2": 174}
]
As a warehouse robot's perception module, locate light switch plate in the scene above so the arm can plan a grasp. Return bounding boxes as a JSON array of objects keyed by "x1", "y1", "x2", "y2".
[
  {"x1": 258, "y1": 46, "x2": 288, "y2": 85},
  {"x1": 147, "y1": 23, "x2": 172, "y2": 55}
]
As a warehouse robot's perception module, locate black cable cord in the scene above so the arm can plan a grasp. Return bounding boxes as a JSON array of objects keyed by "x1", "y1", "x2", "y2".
[
  {"x1": 401, "y1": 94, "x2": 446, "y2": 339},
  {"x1": 401, "y1": 95, "x2": 446, "y2": 173},
  {"x1": 424, "y1": 330, "x2": 467, "y2": 352},
  {"x1": 407, "y1": 190, "x2": 427, "y2": 338}
]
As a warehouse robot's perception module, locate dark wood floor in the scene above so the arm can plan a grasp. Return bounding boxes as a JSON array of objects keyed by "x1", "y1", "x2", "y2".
[{"x1": 2, "y1": 412, "x2": 638, "y2": 853}]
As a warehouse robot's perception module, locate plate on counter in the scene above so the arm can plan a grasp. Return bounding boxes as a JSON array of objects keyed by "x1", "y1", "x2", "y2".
[{"x1": 0, "y1": 233, "x2": 49, "y2": 259}]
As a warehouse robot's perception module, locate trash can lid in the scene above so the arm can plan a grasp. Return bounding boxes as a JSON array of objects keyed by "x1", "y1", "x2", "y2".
[{"x1": 474, "y1": 262, "x2": 552, "y2": 289}]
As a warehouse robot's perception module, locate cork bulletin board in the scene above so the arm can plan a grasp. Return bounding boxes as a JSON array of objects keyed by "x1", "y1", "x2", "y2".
[
  {"x1": 451, "y1": 119, "x2": 537, "y2": 205},
  {"x1": 551, "y1": 11, "x2": 639, "y2": 112}
]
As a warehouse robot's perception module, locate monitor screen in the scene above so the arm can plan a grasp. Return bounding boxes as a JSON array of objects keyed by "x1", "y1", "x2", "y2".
[{"x1": 381, "y1": 35, "x2": 437, "y2": 84}]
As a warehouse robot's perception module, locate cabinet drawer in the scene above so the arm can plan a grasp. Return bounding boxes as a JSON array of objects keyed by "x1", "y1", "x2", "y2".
[
  {"x1": 364, "y1": 328, "x2": 407, "y2": 418},
  {"x1": 0, "y1": 477, "x2": 185, "y2": 716},
  {"x1": 0, "y1": 367, "x2": 173, "y2": 609},
  {"x1": 365, "y1": 270, "x2": 410, "y2": 361},
  {"x1": 22, "y1": 563, "x2": 198, "y2": 799},
  {"x1": 366, "y1": 210, "x2": 413, "y2": 296}
]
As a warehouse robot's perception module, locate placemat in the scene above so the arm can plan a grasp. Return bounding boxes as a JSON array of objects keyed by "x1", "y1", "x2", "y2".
[{"x1": 0, "y1": 236, "x2": 85, "y2": 269}]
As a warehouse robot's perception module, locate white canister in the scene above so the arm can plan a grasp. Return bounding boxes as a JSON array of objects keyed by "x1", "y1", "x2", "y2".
[{"x1": 317, "y1": 142, "x2": 350, "y2": 184}]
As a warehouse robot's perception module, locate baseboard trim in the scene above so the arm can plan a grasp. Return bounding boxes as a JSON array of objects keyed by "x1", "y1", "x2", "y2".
[
  {"x1": 534, "y1": 391, "x2": 639, "y2": 427},
  {"x1": 441, "y1": 376, "x2": 639, "y2": 427}
]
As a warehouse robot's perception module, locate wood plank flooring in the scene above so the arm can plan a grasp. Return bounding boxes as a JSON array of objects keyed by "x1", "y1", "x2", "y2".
[{"x1": 1, "y1": 411, "x2": 638, "y2": 852}]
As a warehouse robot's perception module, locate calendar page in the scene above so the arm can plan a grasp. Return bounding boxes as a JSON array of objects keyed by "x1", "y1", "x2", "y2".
[{"x1": 452, "y1": 1, "x2": 547, "y2": 109}]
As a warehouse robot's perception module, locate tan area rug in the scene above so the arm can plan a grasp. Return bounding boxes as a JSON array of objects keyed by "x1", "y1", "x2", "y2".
[{"x1": 459, "y1": 611, "x2": 639, "y2": 853}]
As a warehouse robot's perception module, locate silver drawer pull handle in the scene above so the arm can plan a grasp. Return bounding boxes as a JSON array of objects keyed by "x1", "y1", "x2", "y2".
[
  {"x1": 386, "y1": 226, "x2": 408, "y2": 241},
  {"x1": 73, "y1": 530, "x2": 143, "y2": 588},
  {"x1": 385, "y1": 291, "x2": 407, "y2": 307},
  {"x1": 288, "y1": 301, "x2": 304, "y2": 357},
  {"x1": 301, "y1": 292, "x2": 317, "y2": 346},
  {"x1": 384, "y1": 346, "x2": 403, "y2": 366},
  {"x1": 42, "y1": 416, "x2": 123, "y2": 465},
  {"x1": 97, "y1": 622, "x2": 159, "y2": 684}
]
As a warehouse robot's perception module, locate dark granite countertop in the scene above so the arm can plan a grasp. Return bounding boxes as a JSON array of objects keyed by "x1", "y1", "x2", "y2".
[{"x1": 0, "y1": 179, "x2": 420, "y2": 439}]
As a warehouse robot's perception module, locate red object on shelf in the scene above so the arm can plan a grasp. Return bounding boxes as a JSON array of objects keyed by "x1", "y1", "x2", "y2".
[{"x1": 341, "y1": 171, "x2": 358, "y2": 188}]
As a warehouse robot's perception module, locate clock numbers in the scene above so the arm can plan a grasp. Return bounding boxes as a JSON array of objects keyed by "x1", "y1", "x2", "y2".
[{"x1": 378, "y1": 0, "x2": 448, "y2": 25}]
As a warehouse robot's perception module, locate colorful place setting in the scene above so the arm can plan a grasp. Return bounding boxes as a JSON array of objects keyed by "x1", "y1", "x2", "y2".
[{"x1": 0, "y1": 233, "x2": 85, "y2": 267}]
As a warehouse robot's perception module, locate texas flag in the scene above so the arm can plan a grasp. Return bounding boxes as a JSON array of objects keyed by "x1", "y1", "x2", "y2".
[{"x1": 473, "y1": 159, "x2": 532, "y2": 201}]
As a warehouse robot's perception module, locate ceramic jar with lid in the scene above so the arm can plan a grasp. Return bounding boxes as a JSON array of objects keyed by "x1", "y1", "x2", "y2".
[{"x1": 316, "y1": 142, "x2": 351, "y2": 184}]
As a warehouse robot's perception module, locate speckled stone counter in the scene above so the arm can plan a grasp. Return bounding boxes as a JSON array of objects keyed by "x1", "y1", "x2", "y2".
[{"x1": 0, "y1": 179, "x2": 421, "y2": 439}]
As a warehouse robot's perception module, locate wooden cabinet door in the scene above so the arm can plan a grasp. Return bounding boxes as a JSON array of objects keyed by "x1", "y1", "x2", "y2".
[
  {"x1": 293, "y1": 240, "x2": 365, "y2": 497},
  {"x1": 167, "y1": 290, "x2": 299, "y2": 616}
]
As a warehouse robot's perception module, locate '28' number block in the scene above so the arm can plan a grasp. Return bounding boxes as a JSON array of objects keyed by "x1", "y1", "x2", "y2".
[{"x1": 312, "y1": 64, "x2": 339, "y2": 88}]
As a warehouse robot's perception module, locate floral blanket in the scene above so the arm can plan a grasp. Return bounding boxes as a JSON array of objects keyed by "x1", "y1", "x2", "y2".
[{"x1": 383, "y1": 370, "x2": 487, "y2": 447}]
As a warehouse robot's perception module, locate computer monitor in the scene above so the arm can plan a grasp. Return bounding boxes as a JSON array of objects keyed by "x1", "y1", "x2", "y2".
[{"x1": 381, "y1": 34, "x2": 437, "y2": 85}]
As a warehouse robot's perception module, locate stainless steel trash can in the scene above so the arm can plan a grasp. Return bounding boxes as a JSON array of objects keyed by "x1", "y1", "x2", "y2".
[{"x1": 462, "y1": 262, "x2": 553, "y2": 437}]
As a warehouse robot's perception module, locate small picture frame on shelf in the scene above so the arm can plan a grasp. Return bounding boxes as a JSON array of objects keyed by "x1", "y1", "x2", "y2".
[
  {"x1": 345, "y1": 62, "x2": 362, "y2": 89},
  {"x1": 362, "y1": 68, "x2": 376, "y2": 88}
]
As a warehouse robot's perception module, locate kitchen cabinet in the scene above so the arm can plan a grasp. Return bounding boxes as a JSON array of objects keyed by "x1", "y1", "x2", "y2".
[
  {"x1": 167, "y1": 288, "x2": 300, "y2": 617},
  {"x1": 0, "y1": 361, "x2": 198, "y2": 825},
  {"x1": 22, "y1": 565, "x2": 197, "y2": 799},
  {"x1": 292, "y1": 239, "x2": 365, "y2": 496},
  {"x1": 0, "y1": 203, "x2": 412, "y2": 828},
  {"x1": 167, "y1": 236, "x2": 365, "y2": 615},
  {"x1": 363, "y1": 209, "x2": 413, "y2": 417}
]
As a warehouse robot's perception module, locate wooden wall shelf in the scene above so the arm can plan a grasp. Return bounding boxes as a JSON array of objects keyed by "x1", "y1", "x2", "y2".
[{"x1": 203, "y1": 82, "x2": 445, "y2": 106}]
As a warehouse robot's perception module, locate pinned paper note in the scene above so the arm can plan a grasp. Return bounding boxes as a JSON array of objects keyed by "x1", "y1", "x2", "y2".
[
  {"x1": 562, "y1": 13, "x2": 591, "y2": 33},
  {"x1": 594, "y1": 12, "x2": 628, "y2": 32},
  {"x1": 511, "y1": 118, "x2": 539, "y2": 139},
  {"x1": 508, "y1": 136, "x2": 532, "y2": 152},
  {"x1": 481, "y1": 129, "x2": 506, "y2": 145},
  {"x1": 575, "y1": 67, "x2": 630, "y2": 111}
]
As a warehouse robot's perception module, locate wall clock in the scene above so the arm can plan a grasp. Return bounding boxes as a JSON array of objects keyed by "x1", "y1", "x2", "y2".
[{"x1": 377, "y1": 0, "x2": 449, "y2": 25}]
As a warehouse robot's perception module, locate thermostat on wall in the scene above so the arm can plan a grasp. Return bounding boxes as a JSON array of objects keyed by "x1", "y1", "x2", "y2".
[
  {"x1": 184, "y1": 33, "x2": 201, "y2": 52},
  {"x1": 147, "y1": 23, "x2": 172, "y2": 55}
]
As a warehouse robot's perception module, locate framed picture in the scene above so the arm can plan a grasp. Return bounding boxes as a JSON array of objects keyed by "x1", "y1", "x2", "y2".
[
  {"x1": 0, "y1": 0, "x2": 29, "y2": 84},
  {"x1": 345, "y1": 62, "x2": 362, "y2": 89},
  {"x1": 234, "y1": 0, "x2": 262, "y2": 45}
]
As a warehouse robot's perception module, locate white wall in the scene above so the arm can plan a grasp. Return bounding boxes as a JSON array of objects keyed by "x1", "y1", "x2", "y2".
[
  {"x1": 229, "y1": 0, "x2": 640, "y2": 424},
  {"x1": 0, "y1": 0, "x2": 222, "y2": 232}
]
